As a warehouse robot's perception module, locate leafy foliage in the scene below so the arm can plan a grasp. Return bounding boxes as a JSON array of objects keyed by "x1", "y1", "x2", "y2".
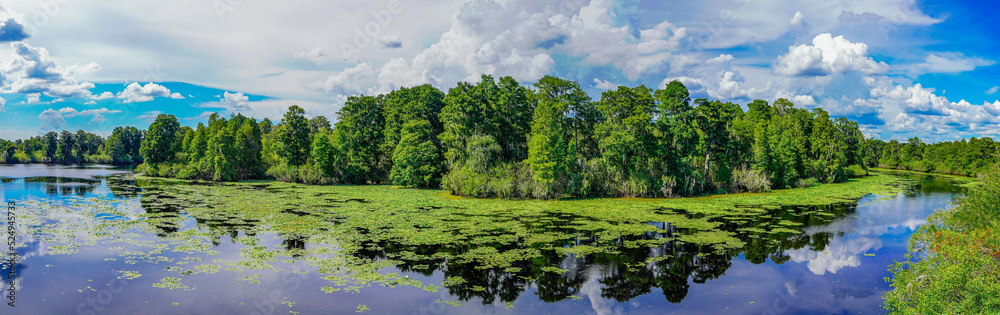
[{"x1": 885, "y1": 167, "x2": 1000, "y2": 314}]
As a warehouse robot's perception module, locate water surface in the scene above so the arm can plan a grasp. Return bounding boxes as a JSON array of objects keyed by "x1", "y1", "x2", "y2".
[{"x1": 0, "y1": 165, "x2": 961, "y2": 314}]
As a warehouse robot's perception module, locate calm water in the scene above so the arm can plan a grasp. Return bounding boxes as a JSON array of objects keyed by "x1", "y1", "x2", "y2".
[{"x1": 0, "y1": 165, "x2": 960, "y2": 314}]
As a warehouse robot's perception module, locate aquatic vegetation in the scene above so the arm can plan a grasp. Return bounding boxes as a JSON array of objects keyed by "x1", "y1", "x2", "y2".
[{"x1": 10, "y1": 171, "x2": 911, "y2": 308}]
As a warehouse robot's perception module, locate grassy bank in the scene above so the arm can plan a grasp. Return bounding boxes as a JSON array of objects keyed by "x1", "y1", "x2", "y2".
[
  {"x1": 884, "y1": 168, "x2": 1000, "y2": 313},
  {"x1": 872, "y1": 168, "x2": 981, "y2": 189}
]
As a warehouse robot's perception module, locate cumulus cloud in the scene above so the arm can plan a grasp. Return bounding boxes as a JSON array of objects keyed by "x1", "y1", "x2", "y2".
[
  {"x1": 219, "y1": 91, "x2": 250, "y2": 111},
  {"x1": 1, "y1": 42, "x2": 98, "y2": 98},
  {"x1": 117, "y1": 82, "x2": 184, "y2": 103},
  {"x1": 0, "y1": 3, "x2": 29, "y2": 42},
  {"x1": 902, "y1": 52, "x2": 994, "y2": 76},
  {"x1": 790, "y1": 11, "x2": 806, "y2": 26},
  {"x1": 664, "y1": 54, "x2": 770, "y2": 101},
  {"x1": 315, "y1": 62, "x2": 379, "y2": 96},
  {"x1": 294, "y1": 47, "x2": 328, "y2": 66},
  {"x1": 25, "y1": 93, "x2": 40, "y2": 104},
  {"x1": 90, "y1": 91, "x2": 115, "y2": 101},
  {"x1": 38, "y1": 107, "x2": 121, "y2": 131},
  {"x1": 775, "y1": 34, "x2": 888, "y2": 77},
  {"x1": 592, "y1": 78, "x2": 618, "y2": 90},
  {"x1": 329, "y1": 0, "x2": 689, "y2": 102}
]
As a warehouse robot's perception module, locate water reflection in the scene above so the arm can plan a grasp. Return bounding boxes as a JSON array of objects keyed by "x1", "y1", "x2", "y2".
[{"x1": 0, "y1": 166, "x2": 968, "y2": 314}]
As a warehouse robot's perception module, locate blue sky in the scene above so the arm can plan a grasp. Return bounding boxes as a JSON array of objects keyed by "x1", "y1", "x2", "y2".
[{"x1": 0, "y1": 0, "x2": 997, "y2": 142}]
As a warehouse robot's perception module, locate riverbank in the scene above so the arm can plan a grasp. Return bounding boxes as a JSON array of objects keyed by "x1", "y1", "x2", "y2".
[
  {"x1": 884, "y1": 168, "x2": 1000, "y2": 313},
  {"x1": 872, "y1": 167, "x2": 981, "y2": 189}
]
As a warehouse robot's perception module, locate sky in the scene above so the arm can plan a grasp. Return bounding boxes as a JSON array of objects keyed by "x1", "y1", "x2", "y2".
[{"x1": 0, "y1": 0, "x2": 997, "y2": 142}]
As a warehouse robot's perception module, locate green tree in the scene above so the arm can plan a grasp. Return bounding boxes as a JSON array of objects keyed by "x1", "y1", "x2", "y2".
[
  {"x1": 527, "y1": 76, "x2": 592, "y2": 197},
  {"x1": 654, "y1": 81, "x2": 700, "y2": 196},
  {"x1": 57, "y1": 130, "x2": 75, "y2": 163},
  {"x1": 140, "y1": 114, "x2": 181, "y2": 164},
  {"x1": 311, "y1": 131, "x2": 339, "y2": 179},
  {"x1": 383, "y1": 84, "x2": 445, "y2": 164},
  {"x1": 334, "y1": 95, "x2": 387, "y2": 184},
  {"x1": 694, "y1": 99, "x2": 742, "y2": 187},
  {"x1": 391, "y1": 120, "x2": 443, "y2": 188},
  {"x1": 279, "y1": 106, "x2": 311, "y2": 166},
  {"x1": 594, "y1": 85, "x2": 657, "y2": 196}
]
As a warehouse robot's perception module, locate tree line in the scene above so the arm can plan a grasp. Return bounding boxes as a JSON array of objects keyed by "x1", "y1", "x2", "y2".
[
  {"x1": 862, "y1": 136, "x2": 999, "y2": 177},
  {"x1": 4, "y1": 75, "x2": 994, "y2": 198},
  {"x1": 0, "y1": 126, "x2": 143, "y2": 164},
  {"x1": 128, "y1": 75, "x2": 872, "y2": 199}
]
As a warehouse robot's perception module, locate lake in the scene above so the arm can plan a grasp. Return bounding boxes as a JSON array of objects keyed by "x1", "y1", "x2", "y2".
[{"x1": 0, "y1": 165, "x2": 963, "y2": 314}]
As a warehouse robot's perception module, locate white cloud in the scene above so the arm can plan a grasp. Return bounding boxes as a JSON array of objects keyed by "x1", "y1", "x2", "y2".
[
  {"x1": 219, "y1": 91, "x2": 250, "y2": 111},
  {"x1": 0, "y1": 96, "x2": 5, "y2": 112},
  {"x1": 37, "y1": 107, "x2": 121, "y2": 131},
  {"x1": 0, "y1": 42, "x2": 97, "y2": 98},
  {"x1": 25, "y1": 92, "x2": 39, "y2": 104},
  {"x1": 592, "y1": 78, "x2": 618, "y2": 90},
  {"x1": 38, "y1": 108, "x2": 65, "y2": 131},
  {"x1": 790, "y1": 11, "x2": 806, "y2": 26},
  {"x1": 314, "y1": 62, "x2": 379, "y2": 96},
  {"x1": 0, "y1": 3, "x2": 29, "y2": 42},
  {"x1": 657, "y1": 0, "x2": 941, "y2": 49},
  {"x1": 294, "y1": 47, "x2": 328, "y2": 66},
  {"x1": 987, "y1": 86, "x2": 999, "y2": 96},
  {"x1": 135, "y1": 111, "x2": 162, "y2": 124},
  {"x1": 775, "y1": 34, "x2": 888, "y2": 77},
  {"x1": 89, "y1": 91, "x2": 114, "y2": 101},
  {"x1": 902, "y1": 52, "x2": 994, "y2": 76},
  {"x1": 665, "y1": 54, "x2": 770, "y2": 101},
  {"x1": 116, "y1": 82, "x2": 184, "y2": 103}
]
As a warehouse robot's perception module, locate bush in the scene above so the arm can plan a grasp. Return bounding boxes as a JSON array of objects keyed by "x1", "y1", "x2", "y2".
[
  {"x1": 266, "y1": 163, "x2": 335, "y2": 185},
  {"x1": 794, "y1": 177, "x2": 819, "y2": 188},
  {"x1": 85, "y1": 154, "x2": 113, "y2": 164},
  {"x1": 731, "y1": 167, "x2": 772, "y2": 193},
  {"x1": 845, "y1": 164, "x2": 868, "y2": 178},
  {"x1": 885, "y1": 167, "x2": 1000, "y2": 313}
]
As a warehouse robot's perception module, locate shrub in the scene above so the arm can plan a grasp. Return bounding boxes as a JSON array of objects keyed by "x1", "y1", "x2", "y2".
[
  {"x1": 794, "y1": 177, "x2": 819, "y2": 188},
  {"x1": 731, "y1": 167, "x2": 772, "y2": 193},
  {"x1": 845, "y1": 164, "x2": 868, "y2": 178},
  {"x1": 885, "y1": 167, "x2": 1000, "y2": 313}
]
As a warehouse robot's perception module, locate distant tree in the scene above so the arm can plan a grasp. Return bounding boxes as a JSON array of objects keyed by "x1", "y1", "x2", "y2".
[
  {"x1": 383, "y1": 84, "x2": 445, "y2": 166},
  {"x1": 258, "y1": 118, "x2": 274, "y2": 135},
  {"x1": 391, "y1": 120, "x2": 443, "y2": 188},
  {"x1": 334, "y1": 95, "x2": 387, "y2": 184},
  {"x1": 309, "y1": 116, "x2": 332, "y2": 135},
  {"x1": 693, "y1": 99, "x2": 742, "y2": 186},
  {"x1": 311, "y1": 131, "x2": 339, "y2": 179},
  {"x1": 279, "y1": 106, "x2": 311, "y2": 166},
  {"x1": 527, "y1": 75, "x2": 592, "y2": 197},
  {"x1": 234, "y1": 119, "x2": 264, "y2": 179},
  {"x1": 57, "y1": 130, "x2": 75, "y2": 163},
  {"x1": 43, "y1": 131, "x2": 58, "y2": 160},
  {"x1": 654, "y1": 81, "x2": 700, "y2": 195}
]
